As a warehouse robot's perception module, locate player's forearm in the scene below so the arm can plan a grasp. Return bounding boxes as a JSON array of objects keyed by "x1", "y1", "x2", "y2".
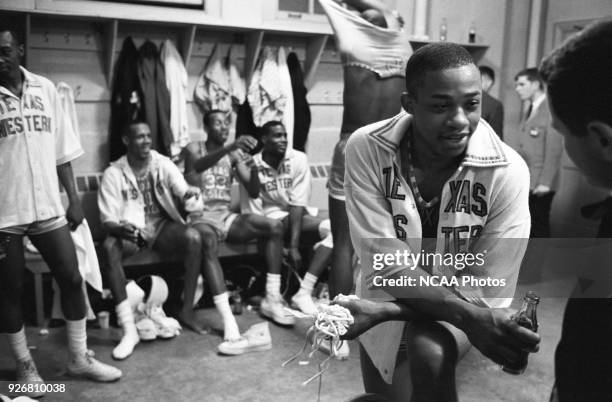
[
  {"x1": 193, "y1": 146, "x2": 232, "y2": 173},
  {"x1": 288, "y1": 205, "x2": 304, "y2": 248},
  {"x1": 373, "y1": 269, "x2": 476, "y2": 330},
  {"x1": 236, "y1": 163, "x2": 260, "y2": 198},
  {"x1": 57, "y1": 162, "x2": 80, "y2": 204},
  {"x1": 342, "y1": 0, "x2": 388, "y2": 13}
]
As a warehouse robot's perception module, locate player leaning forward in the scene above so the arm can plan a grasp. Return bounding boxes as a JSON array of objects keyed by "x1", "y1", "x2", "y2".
[
  {"x1": 0, "y1": 29, "x2": 121, "y2": 390},
  {"x1": 341, "y1": 43, "x2": 540, "y2": 401}
]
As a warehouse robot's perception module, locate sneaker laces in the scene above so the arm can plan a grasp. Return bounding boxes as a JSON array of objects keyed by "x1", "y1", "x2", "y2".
[
  {"x1": 146, "y1": 304, "x2": 181, "y2": 336},
  {"x1": 16, "y1": 359, "x2": 42, "y2": 382},
  {"x1": 282, "y1": 304, "x2": 354, "y2": 401}
]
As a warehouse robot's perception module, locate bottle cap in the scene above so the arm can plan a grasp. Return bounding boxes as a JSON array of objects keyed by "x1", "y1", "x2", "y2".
[{"x1": 525, "y1": 291, "x2": 540, "y2": 302}]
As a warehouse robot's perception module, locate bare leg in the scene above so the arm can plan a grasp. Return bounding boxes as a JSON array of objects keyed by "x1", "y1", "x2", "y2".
[
  {"x1": 189, "y1": 222, "x2": 240, "y2": 340},
  {"x1": 101, "y1": 236, "x2": 136, "y2": 304},
  {"x1": 359, "y1": 321, "x2": 470, "y2": 402},
  {"x1": 29, "y1": 225, "x2": 85, "y2": 320},
  {"x1": 153, "y1": 222, "x2": 204, "y2": 334},
  {"x1": 300, "y1": 214, "x2": 333, "y2": 278},
  {"x1": 0, "y1": 232, "x2": 26, "y2": 333},
  {"x1": 226, "y1": 214, "x2": 284, "y2": 275},
  {"x1": 329, "y1": 197, "x2": 354, "y2": 298}
]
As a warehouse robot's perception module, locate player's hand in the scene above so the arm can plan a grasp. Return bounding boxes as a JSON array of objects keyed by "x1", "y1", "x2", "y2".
[
  {"x1": 288, "y1": 247, "x2": 302, "y2": 271},
  {"x1": 232, "y1": 135, "x2": 258, "y2": 153},
  {"x1": 462, "y1": 307, "x2": 540, "y2": 367},
  {"x1": 331, "y1": 297, "x2": 388, "y2": 340},
  {"x1": 183, "y1": 187, "x2": 201, "y2": 201},
  {"x1": 66, "y1": 201, "x2": 85, "y2": 231},
  {"x1": 532, "y1": 185, "x2": 551, "y2": 196},
  {"x1": 118, "y1": 222, "x2": 139, "y2": 242}
]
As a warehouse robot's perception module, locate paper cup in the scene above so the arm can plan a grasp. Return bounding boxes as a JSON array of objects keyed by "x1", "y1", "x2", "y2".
[{"x1": 98, "y1": 311, "x2": 110, "y2": 329}]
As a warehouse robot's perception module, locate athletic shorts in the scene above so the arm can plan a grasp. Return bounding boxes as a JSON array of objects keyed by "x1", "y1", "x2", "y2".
[
  {"x1": 119, "y1": 217, "x2": 169, "y2": 255},
  {"x1": 0, "y1": 216, "x2": 68, "y2": 236},
  {"x1": 188, "y1": 209, "x2": 238, "y2": 241},
  {"x1": 328, "y1": 132, "x2": 352, "y2": 201}
]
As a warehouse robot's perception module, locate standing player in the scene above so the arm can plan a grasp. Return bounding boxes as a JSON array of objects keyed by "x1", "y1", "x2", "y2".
[
  {"x1": 242, "y1": 121, "x2": 334, "y2": 322},
  {"x1": 0, "y1": 29, "x2": 121, "y2": 394},
  {"x1": 341, "y1": 43, "x2": 539, "y2": 400},
  {"x1": 318, "y1": 0, "x2": 412, "y2": 315},
  {"x1": 183, "y1": 109, "x2": 281, "y2": 354}
]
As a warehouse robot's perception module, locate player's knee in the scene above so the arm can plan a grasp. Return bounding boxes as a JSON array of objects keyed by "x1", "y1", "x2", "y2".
[
  {"x1": 268, "y1": 219, "x2": 284, "y2": 238},
  {"x1": 406, "y1": 330, "x2": 455, "y2": 383},
  {"x1": 183, "y1": 227, "x2": 202, "y2": 252},
  {"x1": 56, "y1": 268, "x2": 83, "y2": 292},
  {"x1": 198, "y1": 229, "x2": 218, "y2": 252},
  {"x1": 102, "y1": 236, "x2": 120, "y2": 255}
]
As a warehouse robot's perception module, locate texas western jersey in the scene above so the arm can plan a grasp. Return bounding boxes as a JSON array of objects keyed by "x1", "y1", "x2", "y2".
[
  {"x1": 241, "y1": 148, "x2": 313, "y2": 219},
  {"x1": 0, "y1": 67, "x2": 83, "y2": 229},
  {"x1": 188, "y1": 141, "x2": 234, "y2": 213}
]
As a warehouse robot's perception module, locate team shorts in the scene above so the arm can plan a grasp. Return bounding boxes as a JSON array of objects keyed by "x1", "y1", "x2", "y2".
[
  {"x1": 328, "y1": 132, "x2": 352, "y2": 201},
  {"x1": 188, "y1": 209, "x2": 238, "y2": 241},
  {"x1": 0, "y1": 216, "x2": 68, "y2": 236},
  {"x1": 120, "y1": 216, "x2": 169, "y2": 255}
]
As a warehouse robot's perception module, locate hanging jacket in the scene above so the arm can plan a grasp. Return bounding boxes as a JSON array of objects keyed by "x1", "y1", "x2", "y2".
[
  {"x1": 194, "y1": 44, "x2": 245, "y2": 114},
  {"x1": 160, "y1": 39, "x2": 190, "y2": 158},
  {"x1": 138, "y1": 40, "x2": 173, "y2": 156},
  {"x1": 247, "y1": 46, "x2": 294, "y2": 149},
  {"x1": 287, "y1": 52, "x2": 311, "y2": 152},
  {"x1": 110, "y1": 37, "x2": 142, "y2": 161}
]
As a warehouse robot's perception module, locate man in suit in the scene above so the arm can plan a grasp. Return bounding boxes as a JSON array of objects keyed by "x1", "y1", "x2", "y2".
[
  {"x1": 514, "y1": 67, "x2": 563, "y2": 237},
  {"x1": 479, "y1": 65, "x2": 504, "y2": 139},
  {"x1": 539, "y1": 20, "x2": 612, "y2": 401}
]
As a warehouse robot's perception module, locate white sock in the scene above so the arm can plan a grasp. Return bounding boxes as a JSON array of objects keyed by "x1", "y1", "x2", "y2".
[
  {"x1": 298, "y1": 272, "x2": 318, "y2": 297},
  {"x1": 66, "y1": 318, "x2": 88, "y2": 360},
  {"x1": 266, "y1": 273, "x2": 281, "y2": 299},
  {"x1": 6, "y1": 327, "x2": 32, "y2": 362},
  {"x1": 213, "y1": 293, "x2": 240, "y2": 341},
  {"x1": 115, "y1": 300, "x2": 136, "y2": 331},
  {"x1": 113, "y1": 300, "x2": 139, "y2": 360}
]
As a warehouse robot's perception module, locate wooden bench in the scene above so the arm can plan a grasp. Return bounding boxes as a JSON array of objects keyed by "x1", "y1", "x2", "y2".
[
  {"x1": 24, "y1": 191, "x2": 259, "y2": 327},
  {"x1": 26, "y1": 241, "x2": 259, "y2": 327}
]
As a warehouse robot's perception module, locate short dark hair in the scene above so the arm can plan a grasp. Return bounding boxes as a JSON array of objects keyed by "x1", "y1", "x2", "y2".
[
  {"x1": 0, "y1": 28, "x2": 21, "y2": 47},
  {"x1": 122, "y1": 120, "x2": 148, "y2": 138},
  {"x1": 479, "y1": 65, "x2": 495, "y2": 82},
  {"x1": 203, "y1": 109, "x2": 226, "y2": 128},
  {"x1": 405, "y1": 43, "x2": 475, "y2": 95},
  {"x1": 540, "y1": 20, "x2": 612, "y2": 137},
  {"x1": 514, "y1": 67, "x2": 543, "y2": 88},
  {"x1": 261, "y1": 120, "x2": 284, "y2": 137}
]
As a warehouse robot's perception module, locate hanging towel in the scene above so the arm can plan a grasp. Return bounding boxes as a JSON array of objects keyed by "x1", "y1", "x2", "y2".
[
  {"x1": 51, "y1": 219, "x2": 102, "y2": 321},
  {"x1": 160, "y1": 39, "x2": 190, "y2": 158}
]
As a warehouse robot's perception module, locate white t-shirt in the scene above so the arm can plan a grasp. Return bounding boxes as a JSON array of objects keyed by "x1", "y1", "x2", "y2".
[
  {"x1": 0, "y1": 67, "x2": 83, "y2": 229},
  {"x1": 241, "y1": 149, "x2": 316, "y2": 219}
]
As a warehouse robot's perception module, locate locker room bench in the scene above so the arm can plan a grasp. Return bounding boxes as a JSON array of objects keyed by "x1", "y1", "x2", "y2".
[{"x1": 24, "y1": 191, "x2": 259, "y2": 327}]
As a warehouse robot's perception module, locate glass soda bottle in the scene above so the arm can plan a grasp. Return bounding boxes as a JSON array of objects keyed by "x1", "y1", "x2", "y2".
[{"x1": 503, "y1": 291, "x2": 539, "y2": 374}]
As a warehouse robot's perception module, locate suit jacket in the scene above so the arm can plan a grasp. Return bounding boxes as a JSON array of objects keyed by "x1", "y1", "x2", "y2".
[
  {"x1": 515, "y1": 96, "x2": 563, "y2": 191},
  {"x1": 481, "y1": 92, "x2": 504, "y2": 139}
]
